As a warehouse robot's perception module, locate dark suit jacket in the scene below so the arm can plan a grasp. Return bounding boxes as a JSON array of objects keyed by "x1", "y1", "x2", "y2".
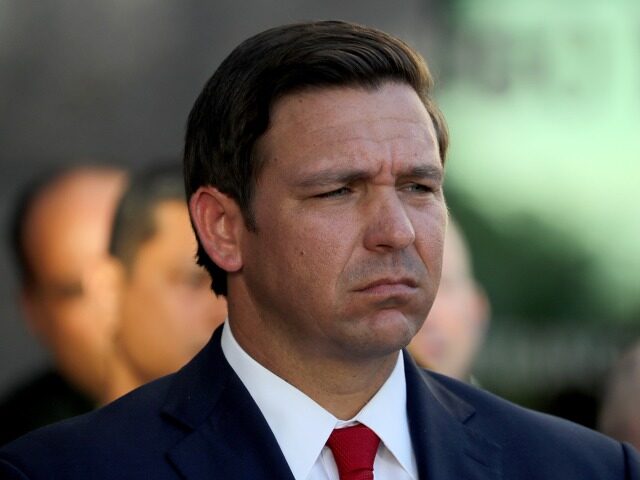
[{"x1": 1, "y1": 326, "x2": 639, "y2": 479}]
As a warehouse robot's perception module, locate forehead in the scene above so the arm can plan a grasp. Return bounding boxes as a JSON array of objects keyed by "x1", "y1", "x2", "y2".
[
  {"x1": 25, "y1": 191, "x2": 112, "y2": 282},
  {"x1": 257, "y1": 82, "x2": 440, "y2": 177}
]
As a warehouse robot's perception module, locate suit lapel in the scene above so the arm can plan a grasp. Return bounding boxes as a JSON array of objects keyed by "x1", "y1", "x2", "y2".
[
  {"x1": 160, "y1": 328, "x2": 502, "y2": 480},
  {"x1": 404, "y1": 351, "x2": 503, "y2": 480},
  {"x1": 161, "y1": 326, "x2": 295, "y2": 480}
]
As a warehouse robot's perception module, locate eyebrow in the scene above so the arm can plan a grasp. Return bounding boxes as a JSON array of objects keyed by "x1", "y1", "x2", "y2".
[
  {"x1": 294, "y1": 164, "x2": 443, "y2": 188},
  {"x1": 404, "y1": 165, "x2": 443, "y2": 183}
]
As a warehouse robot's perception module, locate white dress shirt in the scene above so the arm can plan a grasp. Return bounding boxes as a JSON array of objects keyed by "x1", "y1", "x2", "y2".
[{"x1": 221, "y1": 322, "x2": 418, "y2": 480}]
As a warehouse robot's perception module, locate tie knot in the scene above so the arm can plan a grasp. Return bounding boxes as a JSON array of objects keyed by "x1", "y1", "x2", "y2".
[{"x1": 326, "y1": 424, "x2": 380, "y2": 480}]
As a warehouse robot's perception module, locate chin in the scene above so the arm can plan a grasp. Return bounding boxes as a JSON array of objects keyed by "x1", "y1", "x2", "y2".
[
  {"x1": 374, "y1": 308, "x2": 421, "y2": 336},
  {"x1": 340, "y1": 318, "x2": 417, "y2": 360}
]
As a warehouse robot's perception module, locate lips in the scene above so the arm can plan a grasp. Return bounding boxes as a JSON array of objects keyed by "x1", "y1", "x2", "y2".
[{"x1": 355, "y1": 277, "x2": 418, "y2": 294}]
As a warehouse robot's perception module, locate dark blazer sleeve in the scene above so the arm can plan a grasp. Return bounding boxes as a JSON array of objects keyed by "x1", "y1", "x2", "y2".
[{"x1": 624, "y1": 443, "x2": 640, "y2": 479}]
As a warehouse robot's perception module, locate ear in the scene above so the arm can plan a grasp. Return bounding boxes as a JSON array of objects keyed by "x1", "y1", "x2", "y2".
[{"x1": 189, "y1": 187, "x2": 244, "y2": 273}]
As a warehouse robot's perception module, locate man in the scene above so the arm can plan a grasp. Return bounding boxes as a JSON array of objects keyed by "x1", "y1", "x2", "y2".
[
  {"x1": 100, "y1": 164, "x2": 227, "y2": 404},
  {"x1": 408, "y1": 219, "x2": 489, "y2": 382},
  {"x1": 1, "y1": 21, "x2": 638, "y2": 479},
  {"x1": 0, "y1": 166, "x2": 126, "y2": 445},
  {"x1": 599, "y1": 341, "x2": 640, "y2": 450}
]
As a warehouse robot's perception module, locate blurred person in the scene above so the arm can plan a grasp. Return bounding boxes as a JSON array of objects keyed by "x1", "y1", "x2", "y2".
[
  {"x1": 408, "y1": 218, "x2": 489, "y2": 382},
  {"x1": 0, "y1": 166, "x2": 126, "y2": 445},
  {"x1": 100, "y1": 164, "x2": 227, "y2": 404},
  {"x1": 2, "y1": 21, "x2": 639, "y2": 479},
  {"x1": 599, "y1": 341, "x2": 640, "y2": 450}
]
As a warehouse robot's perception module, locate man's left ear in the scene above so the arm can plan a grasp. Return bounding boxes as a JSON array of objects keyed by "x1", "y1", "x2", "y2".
[{"x1": 189, "y1": 186, "x2": 244, "y2": 273}]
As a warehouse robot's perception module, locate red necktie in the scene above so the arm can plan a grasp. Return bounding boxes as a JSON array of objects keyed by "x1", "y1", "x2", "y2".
[{"x1": 326, "y1": 424, "x2": 381, "y2": 480}]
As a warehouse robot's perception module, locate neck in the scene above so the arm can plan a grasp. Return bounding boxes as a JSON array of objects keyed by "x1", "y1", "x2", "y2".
[{"x1": 229, "y1": 319, "x2": 398, "y2": 420}]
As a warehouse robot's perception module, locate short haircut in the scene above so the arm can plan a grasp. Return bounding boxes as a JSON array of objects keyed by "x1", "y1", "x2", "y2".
[
  {"x1": 109, "y1": 163, "x2": 186, "y2": 269},
  {"x1": 184, "y1": 20, "x2": 449, "y2": 296}
]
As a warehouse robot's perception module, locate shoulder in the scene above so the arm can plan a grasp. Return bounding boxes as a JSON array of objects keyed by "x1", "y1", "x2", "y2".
[
  {"x1": 0, "y1": 374, "x2": 181, "y2": 479},
  {"x1": 430, "y1": 371, "x2": 604, "y2": 440},
  {"x1": 425, "y1": 370, "x2": 640, "y2": 478}
]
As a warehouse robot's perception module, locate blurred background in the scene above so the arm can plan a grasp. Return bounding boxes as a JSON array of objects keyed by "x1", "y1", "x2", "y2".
[{"x1": 1, "y1": 0, "x2": 639, "y2": 428}]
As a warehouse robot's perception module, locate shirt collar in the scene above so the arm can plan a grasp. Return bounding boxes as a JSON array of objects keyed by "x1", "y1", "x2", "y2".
[
  {"x1": 353, "y1": 348, "x2": 417, "y2": 478},
  {"x1": 221, "y1": 322, "x2": 416, "y2": 480}
]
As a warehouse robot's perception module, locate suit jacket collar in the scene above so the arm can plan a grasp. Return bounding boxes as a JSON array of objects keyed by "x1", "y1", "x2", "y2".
[
  {"x1": 404, "y1": 350, "x2": 503, "y2": 479},
  {"x1": 162, "y1": 326, "x2": 295, "y2": 479},
  {"x1": 161, "y1": 327, "x2": 502, "y2": 480}
]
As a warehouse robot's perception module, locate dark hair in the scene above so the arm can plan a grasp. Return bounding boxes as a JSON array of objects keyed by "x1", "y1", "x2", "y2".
[
  {"x1": 184, "y1": 20, "x2": 449, "y2": 296},
  {"x1": 109, "y1": 163, "x2": 186, "y2": 269}
]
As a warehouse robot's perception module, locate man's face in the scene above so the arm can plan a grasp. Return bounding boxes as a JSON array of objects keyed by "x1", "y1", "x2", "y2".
[
  {"x1": 236, "y1": 82, "x2": 446, "y2": 362},
  {"x1": 117, "y1": 200, "x2": 226, "y2": 383},
  {"x1": 22, "y1": 171, "x2": 124, "y2": 399}
]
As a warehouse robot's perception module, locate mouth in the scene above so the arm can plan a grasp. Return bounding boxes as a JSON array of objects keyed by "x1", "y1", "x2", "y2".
[{"x1": 355, "y1": 277, "x2": 418, "y2": 296}]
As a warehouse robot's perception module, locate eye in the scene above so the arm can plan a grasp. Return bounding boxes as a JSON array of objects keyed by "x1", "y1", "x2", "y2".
[
  {"x1": 315, "y1": 186, "x2": 352, "y2": 198},
  {"x1": 403, "y1": 183, "x2": 433, "y2": 194}
]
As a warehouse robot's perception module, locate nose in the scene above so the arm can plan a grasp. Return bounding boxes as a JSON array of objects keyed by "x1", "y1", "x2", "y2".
[{"x1": 363, "y1": 190, "x2": 416, "y2": 252}]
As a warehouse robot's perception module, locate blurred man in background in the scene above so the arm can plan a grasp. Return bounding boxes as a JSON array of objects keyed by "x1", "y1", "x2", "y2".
[
  {"x1": 0, "y1": 166, "x2": 126, "y2": 445},
  {"x1": 100, "y1": 164, "x2": 227, "y2": 404},
  {"x1": 409, "y1": 218, "x2": 489, "y2": 382},
  {"x1": 599, "y1": 341, "x2": 640, "y2": 450}
]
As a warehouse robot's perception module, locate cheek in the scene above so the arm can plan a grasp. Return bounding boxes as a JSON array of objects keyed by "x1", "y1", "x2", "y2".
[
  {"x1": 261, "y1": 213, "x2": 353, "y2": 281},
  {"x1": 53, "y1": 304, "x2": 101, "y2": 347},
  {"x1": 167, "y1": 287, "x2": 213, "y2": 328},
  {"x1": 413, "y1": 209, "x2": 447, "y2": 271},
  {"x1": 121, "y1": 281, "x2": 181, "y2": 359},
  {"x1": 121, "y1": 278, "x2": 162, "y2": 339},
  {"x1": 144, "y1": 283, "x2": 195, "y2": 336}
]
